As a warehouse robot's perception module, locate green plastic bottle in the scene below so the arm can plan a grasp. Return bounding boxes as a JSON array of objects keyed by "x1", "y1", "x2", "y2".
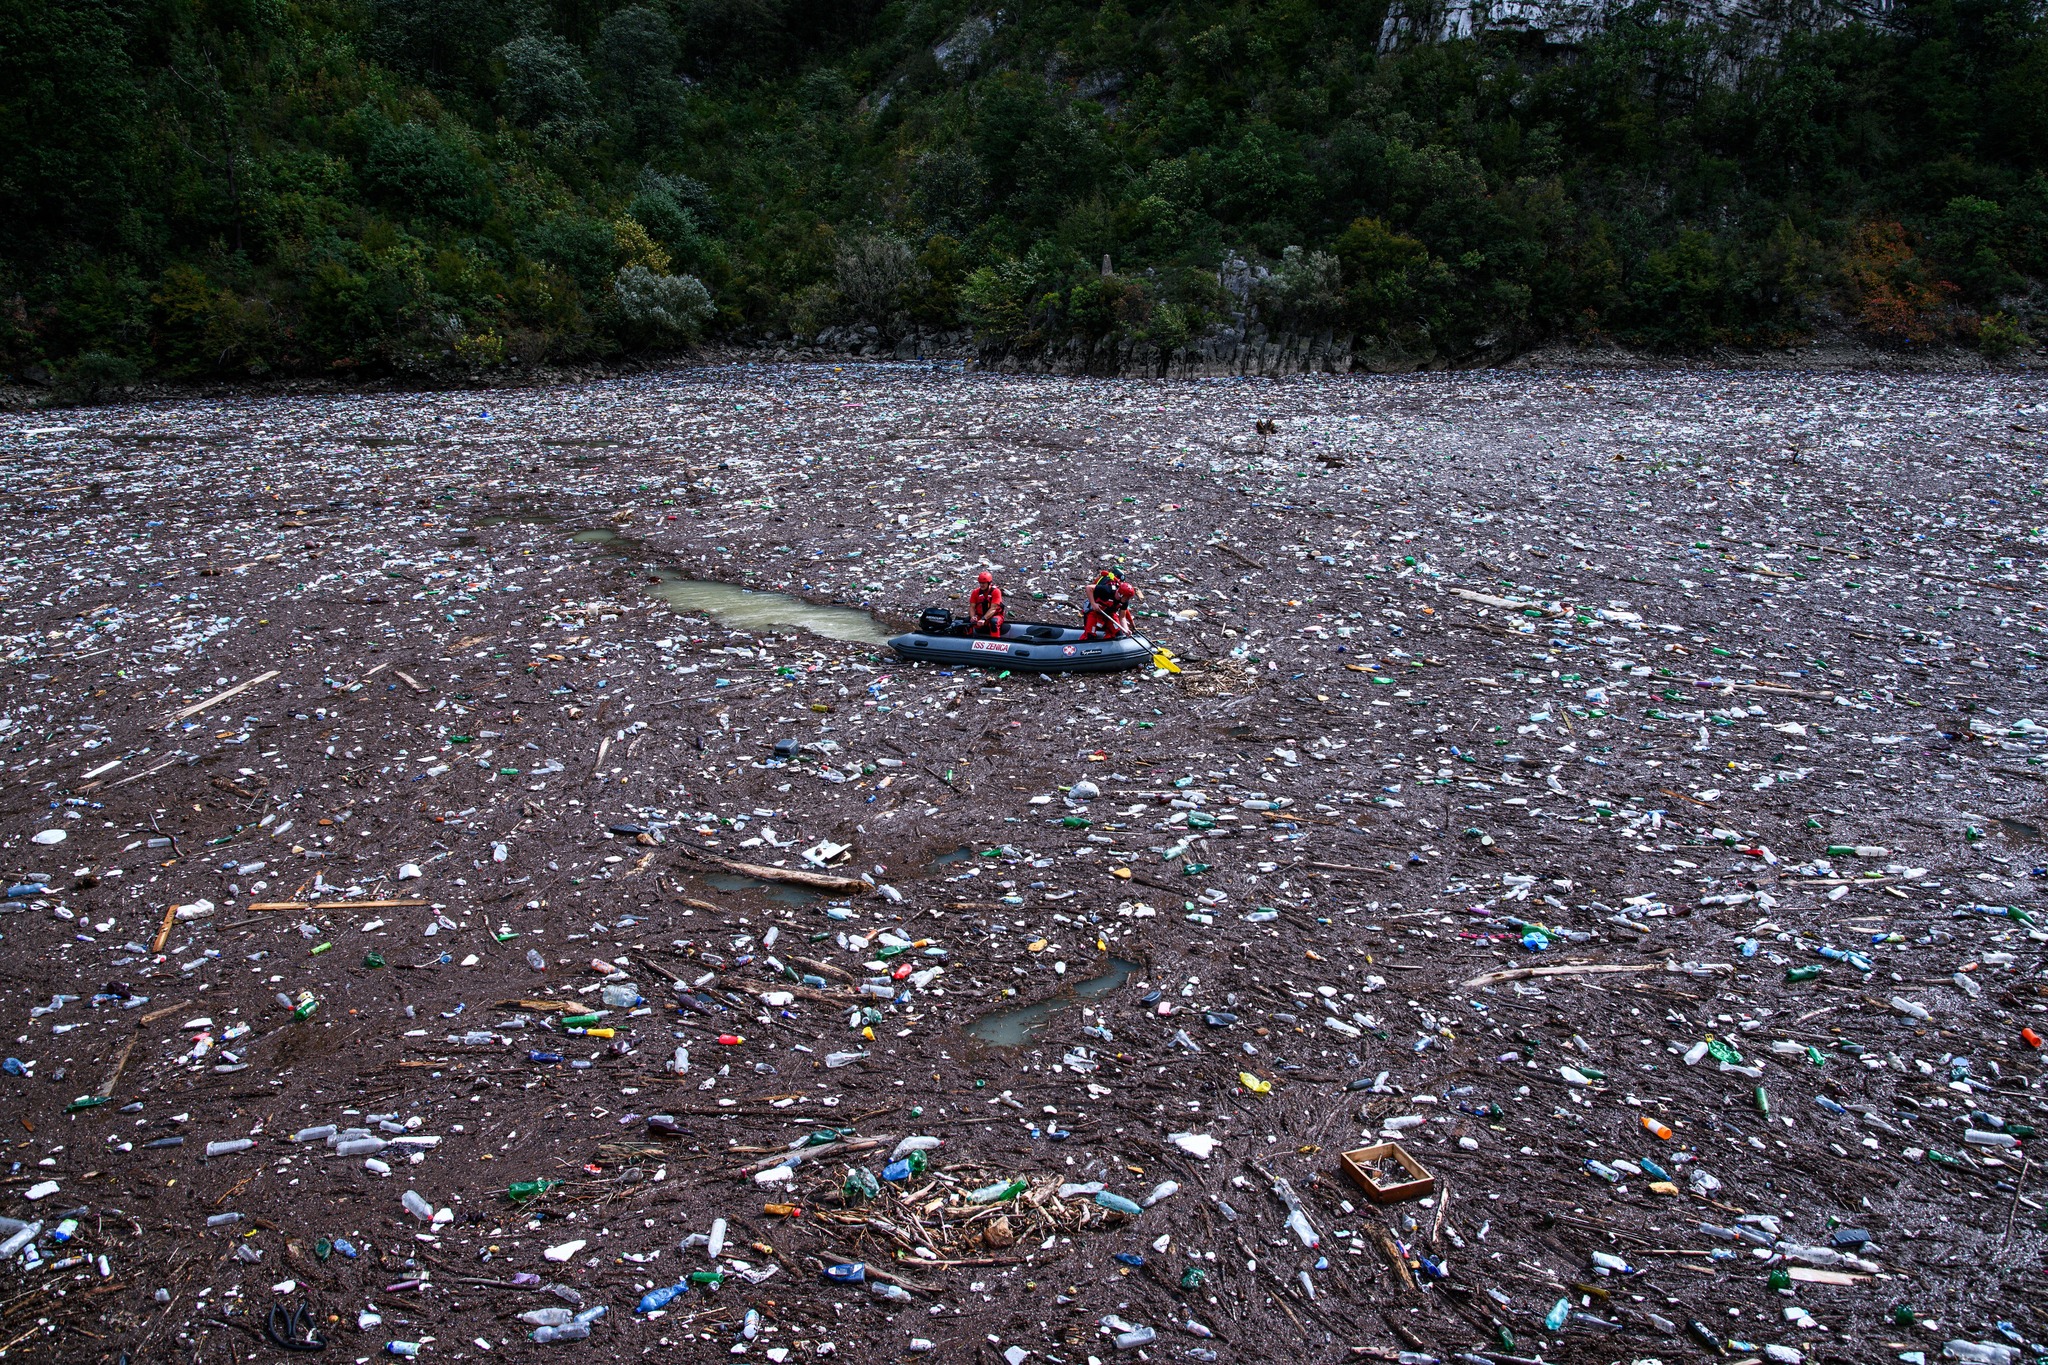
[
  {"x1": 507, "y1": 1178, "x2": 560, "y2": 1202},
  {"x1": 970, "y1": 1177, "x2": 1028, "y2": 1203}
]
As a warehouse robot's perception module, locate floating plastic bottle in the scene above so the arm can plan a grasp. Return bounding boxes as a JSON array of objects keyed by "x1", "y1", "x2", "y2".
[
  {"x1": 970, "y1": 1178, "x2": 1028, "y2": 1203},
  {"x1": 1941, "y1": 1343, "x2": 2018, "y2": 1365},
  {"x1": 882, "y1": 1151, "x2": 928, "y2": 1182},
  {"x1": 508, "y1": 1178, "x2": 559, "y2": 1202},
  {"x1": 1142, "y1": 1180, "x2": 1179, "y2": 1207},
  {"x1": 1095, "y1": 1191, "x2": 1142, "y2": 1216}
]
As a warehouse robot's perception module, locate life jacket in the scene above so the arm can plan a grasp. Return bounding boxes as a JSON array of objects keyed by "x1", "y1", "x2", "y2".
[
  {"x1": 1092, "y1": 575, "x2": 1123, "y2": 608},
  {"x1": 971, "y1": 584, "x2": 1003, "y2": 614}
]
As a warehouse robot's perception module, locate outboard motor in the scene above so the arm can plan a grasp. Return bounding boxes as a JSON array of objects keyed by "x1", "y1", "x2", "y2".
[{"x1": 917, "y1": 606, "x2": 954, "y2": 633}]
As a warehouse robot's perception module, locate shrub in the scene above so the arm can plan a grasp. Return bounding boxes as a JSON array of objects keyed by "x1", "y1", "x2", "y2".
[
  {"x1": 833, "y1": 232, "x2": 926, "y2": 340},
  {"x1": 360, "y1": 121, "x2": 487, "y2": 223},
  {"x1": 614, "y1": 266, "x2": 712, "y2": 341},
  {"x1": 1843, "y1": 221, "x2": 1956, "y2": 344},
  {"x1": 1258, "y1": 246, "x2": 1345, "y2": 332},
  {"x1": 55, "y1": 349, "x2": 141, "y2": 404},
  {"x1": 1980, "y1": 312, "x2": 2029, "y2": 361}
]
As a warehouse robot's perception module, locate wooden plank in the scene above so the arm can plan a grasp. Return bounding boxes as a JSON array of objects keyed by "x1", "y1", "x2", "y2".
[
  {"x1": 686, "y1": 852, "x2": 870, "y2": 895},
  {"x1": 106, "y1": 756, "x2": 181, "y2": 790},
  {"x1": 95, "y1": 1037, "x2": 138, "y2": 1099},
  {"x1": 1460, "y1": 963, "x2": 1666, "y2": 989},
  {"x1": 246, "y1": 898, "x2": 428, "y2": 912},
  {"x1": 149, "y1": 902, "x2": 180, "y2": 954},
  {"x1": 166, "y1": 670, "x2": 279, "y2": 724}
]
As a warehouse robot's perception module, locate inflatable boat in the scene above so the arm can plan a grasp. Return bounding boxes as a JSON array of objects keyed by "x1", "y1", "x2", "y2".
[{"x1": 888, "y1": 608, "x2": 1153, "y2": 673}]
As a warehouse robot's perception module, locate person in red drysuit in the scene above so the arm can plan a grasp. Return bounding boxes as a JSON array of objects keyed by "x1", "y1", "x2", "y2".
[
  {"x1": 968, "y1": 571, "x2": 1006, "y2": 636},
  {"x1": 1080, "y1": 567, "x2": 1138, "y2": 640}
]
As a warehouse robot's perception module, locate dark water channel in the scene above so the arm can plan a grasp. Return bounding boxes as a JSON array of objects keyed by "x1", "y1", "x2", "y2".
[{"x1": 964, "y1": 957, "x2": 1141, "y2": 1046}]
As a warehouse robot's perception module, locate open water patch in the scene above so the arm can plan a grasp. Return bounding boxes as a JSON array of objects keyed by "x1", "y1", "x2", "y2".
[
  {"x1": 964, "y1": 957, "x2": 1140, "y2": 1047},
  {"x1": 642, "y1": 570, "x2": 890, "y2": 645},
  {"x1": 700, "y1": 870, "x2": 821, "y2": 907}
]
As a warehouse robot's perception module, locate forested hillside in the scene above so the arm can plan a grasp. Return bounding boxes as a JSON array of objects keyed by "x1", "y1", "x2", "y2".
[{"x1": 5, "y1": 0, "x2": 2046, "y2": 391}]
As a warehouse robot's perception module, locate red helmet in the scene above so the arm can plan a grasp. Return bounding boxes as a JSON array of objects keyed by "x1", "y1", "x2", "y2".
[{"x1": 977, "y1": 572, "x2": 993, "y2": 584}]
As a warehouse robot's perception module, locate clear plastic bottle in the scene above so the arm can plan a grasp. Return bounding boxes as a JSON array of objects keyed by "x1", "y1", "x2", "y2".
[
  {"x1": 526, "y1": 949, "x2": 546, "y2": 971},
  {"x1": 1943, "y1": 1344, "x2": 2019, "y2": 1365},
  {"x1": 531, "y1": 1323, "x2": 590, "y2": 1343}
]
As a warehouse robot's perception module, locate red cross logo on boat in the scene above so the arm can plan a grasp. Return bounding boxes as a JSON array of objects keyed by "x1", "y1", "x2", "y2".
[{"x1": 1062, "y1": 645, "x2": 1076, "y2": 656}]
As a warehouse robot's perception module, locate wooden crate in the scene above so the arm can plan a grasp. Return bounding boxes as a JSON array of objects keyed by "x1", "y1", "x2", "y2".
[{"x1": 1339, "y1": 1141, "x2": 1437, "y2": 1204}]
